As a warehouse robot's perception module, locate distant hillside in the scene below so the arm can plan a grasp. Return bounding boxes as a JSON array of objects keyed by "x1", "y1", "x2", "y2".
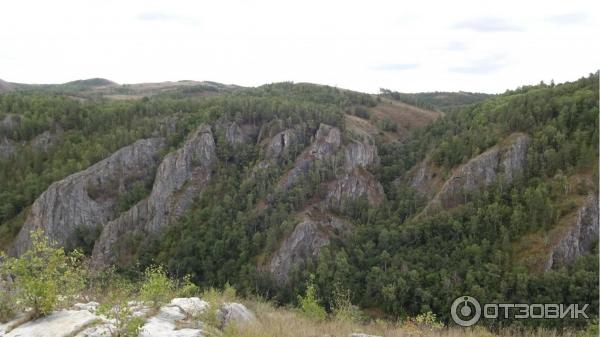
[
  {"x1": 380, "y1": 89, "x2": 492, "y2": 112},
  {"x1": 0, "y1": 79, "x2": 12, "y2": 93},
  {"x1": 0, "y1": 75, "x2": 597, "y2": 331},
  {"x1": 63, "y1": 78, "x2": 117, "y2": 87}
]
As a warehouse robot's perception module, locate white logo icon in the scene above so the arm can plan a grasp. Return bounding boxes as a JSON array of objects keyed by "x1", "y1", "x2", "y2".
[{"x1": 451, "y1": 296, "x2": 481, "y2": 326}]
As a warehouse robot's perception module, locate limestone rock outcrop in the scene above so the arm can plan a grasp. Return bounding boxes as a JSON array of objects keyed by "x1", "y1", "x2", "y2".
[
  {"x1": 545, "y1": 195, "x2": 599, "y2": 270},
  {"x1": 216, "y1": 302, "x2": 255, "y2": 329},
  {"x1": 428, "y1": 133, "x2": 530, "y2": 209},
  {"x1": 91, "y1": 124, "x2": 216, "y2": 266},
  {"x1": 269, "y1": 210, "x2": 350, "y2": 283},
  {"x1": 3, "y1": 309, "x2": 99, "y2": 337},
  {"x1": 326, "y1": 169, "x2": 385, "y2": 209},
  {"x1": 344, "y1": 138, "x2": 379, "y2": 170},
  {"x1": 279, "y1": 124, "x2": 341, "y2": 190},
  {"x1": 10, "y1": 138, "x2": 166, "y2": 255}
]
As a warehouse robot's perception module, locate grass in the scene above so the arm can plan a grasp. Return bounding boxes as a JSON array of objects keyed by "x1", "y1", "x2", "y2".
[{"x1": 221, "y1": 298, "x2": 585, "y2": 337}]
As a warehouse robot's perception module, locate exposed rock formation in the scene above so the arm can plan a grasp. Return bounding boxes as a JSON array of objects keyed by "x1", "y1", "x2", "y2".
[
  {"x1": 0, "y1": 297, "x2": 254, "y2": 337},
  {"x1": 279, "y1": 124, "x2": 341, "y2": 190},
  {"x1": 0, "y1": 114, "x2": 20, "y2": 133},
  {"x1": 10, "y1": 138, "x2": 166, "y2": 255},
  {"x1": 31, "y1": 129, "x2": 62, "y2": 152},
  {"x1": 428, "y1": 133, "x2": 530, "y2": 209},
  {"x1": 92, "y1": 124, "x2": 216, "y2": 266},
  {"x1": 215, "y1": 119, "x2": 260, "y2": 146},
  {"x1": 139, "y1": 302, "x2": 204, "y2": 337},
  {"x1": 344, "y1": 138, "x2": 379, "y2": 170},
  {"x1": 326, "y1": 169, "x2": 385, "y2": 209},
  {"x1": 269, "y1": 210, "x2": 350, "y2": 283},
  {"x1": 266, "y1": 129, "x2": 299, "y2": 160},
  {"x1": 216, "y1": 302, "x2": 255, "y2": 329},
  {"x1": 403, "y1": 158, "x2": 444, "y2": 198},
  {"x1": 0, "y1": 137, "x2": 17, "y2": 159},
  {"x1": 3, "y1": 309, "x2": 99, "y2": 337},
  {"x1": 545, "y1": 195, "x2": 599, "y2": 270}
]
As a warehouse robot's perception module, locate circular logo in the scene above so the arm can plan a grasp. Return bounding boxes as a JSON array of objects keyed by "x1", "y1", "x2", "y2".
[{"x1": 451, "y1": 296, "x2": 481, "y2": 327}]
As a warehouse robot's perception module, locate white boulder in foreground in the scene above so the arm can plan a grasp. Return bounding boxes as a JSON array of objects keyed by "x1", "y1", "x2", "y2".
[
  {"x1": 0, "y1": 298, "x2": 254, "y2": 337},
  {"x1": 216, "y1": 302, "x2": 255, "y2": 329},
  {"x1": 3, "y1": 310, "x2": 98, "y2": 337},
  {"x1": 139, "y1": 297, "x2": 208, "y2": 337}
]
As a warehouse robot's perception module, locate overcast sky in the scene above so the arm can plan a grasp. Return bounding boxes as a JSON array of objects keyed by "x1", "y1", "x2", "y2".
[{"x1": 0, "y1": 0, "x2": 598, "y2": 93}]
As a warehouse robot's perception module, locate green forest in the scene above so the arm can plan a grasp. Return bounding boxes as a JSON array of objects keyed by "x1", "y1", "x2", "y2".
[{"x1": 0, "y1": 74, "x2": 598, "y2": 331}]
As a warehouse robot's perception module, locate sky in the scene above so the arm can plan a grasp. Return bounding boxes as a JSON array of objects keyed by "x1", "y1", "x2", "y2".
[{"x1": 0, "y1": 0, "x2": 598, "y2": 93}]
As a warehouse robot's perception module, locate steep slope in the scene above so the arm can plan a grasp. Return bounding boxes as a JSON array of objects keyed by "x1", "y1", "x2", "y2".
[
  {"x1": 0, "y1": 79, "x2": 12, "y2": 93},
  {"x1": 91, "y1": 124, "x2": 216, "y2": 266},
  {"x1": 10, "y1": 138, "x2": 166, "y2": 255},
  {"x1": 0, "y1": 76, "x2": 597, "y2": 329},
  {"x1": 425, "y1": 133, "x2": 530, "y2": 210}
]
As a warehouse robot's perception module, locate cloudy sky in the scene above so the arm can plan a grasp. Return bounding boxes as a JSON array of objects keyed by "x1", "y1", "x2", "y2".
[{"x1": 0, "y1": 0, "x2": 598, "y2": 93}]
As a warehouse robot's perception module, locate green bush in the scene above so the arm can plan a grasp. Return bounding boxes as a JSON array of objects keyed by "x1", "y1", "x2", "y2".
[
  {"x1": 97, "y1": 276, "x2": 143, "y2": 337},
  {"x1": 330, "y1": 285, "x2": 364, "y2": 323},
  {"x1": 176, "y1": 274, "x2": 200, "y2": 298},
  {"x1": 0, "y1": 230, "x2": 84, "y2": 318},
  {"x1": 297, "y1": 275, "x2": 327, "y2": 321},
  {"x1": 140, "y1": 265, "x2": 174, "y2": 307}
]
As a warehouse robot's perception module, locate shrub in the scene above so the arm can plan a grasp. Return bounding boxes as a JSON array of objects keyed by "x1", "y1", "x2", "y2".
[
  {"x1": 176, "y1": 274, "x2": 200, "y2": 298},
  {"x1": 0, "y1": 230, "x2": 85, "y2": 318},
  {"x1": 140, "y1": 265, "x2": 174, "y2": 307},
  {"x1": 97, "y1": 276, "x2": 143, "y2": 337},
  {"x1": 0, "y1": 280, "x2": 16, "y2": 322},
  {"x1": 414, "y1": 311, "x2": 444, "y2": 330},
  {"x1": 297, "y1": 275, "x2": 327, "y2": 321},
  {"x1": 330, "y1": 285, "x2": 364, "y2": 323}
]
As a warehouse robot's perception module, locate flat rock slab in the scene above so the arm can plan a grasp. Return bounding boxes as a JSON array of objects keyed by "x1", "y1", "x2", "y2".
[
  {"x1": 216, "y1": 302, "x2": 255, "y2": 329},
  {"x1": 170, "y1": 297, "x2": 208, "y2": 316},
  {"x1": 4, "y1": 310, "x2": 99, "y2": 337},
  {"x1": 139, "y1": 304, "x2": 202, "y2": 337}
]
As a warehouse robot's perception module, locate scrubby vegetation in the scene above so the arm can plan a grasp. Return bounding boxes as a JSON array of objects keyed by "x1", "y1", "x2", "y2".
[
  {"x1": 0, "y1": 74, "x2": 598, "y2": 334},
  {"x1": 1, "y1": 234, "x2": 596, "y2": 336}
]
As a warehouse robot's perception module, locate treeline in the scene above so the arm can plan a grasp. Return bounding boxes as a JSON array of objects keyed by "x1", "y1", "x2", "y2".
[{"x1": 379, "y1": 89, "x2": 492, "y2": 112}]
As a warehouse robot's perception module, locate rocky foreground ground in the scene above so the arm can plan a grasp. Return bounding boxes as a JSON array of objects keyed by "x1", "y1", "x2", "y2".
[{"x1": 0, "y1": 297, "x2": 255, "y2": 337}]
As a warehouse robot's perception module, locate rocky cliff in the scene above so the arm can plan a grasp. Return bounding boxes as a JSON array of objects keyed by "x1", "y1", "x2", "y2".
[
  {"x1": 269, "y1": 210, "x2": 350, "y2": 283},
  {"x1": 427, "y1": 133, "x2": 530, "y2": 210},
  {"x1": 10, "y1": 138, "x2": 166, "y2": 255},
  {"x1": 544, "y1": 195, "x2": 599, "y2": 270},
  {"x1": 91, "y1": 124, "x2": 216, "y2": 266},
  {"x1": 279, "y1": 123, "x2": 341, "y2": 190}
]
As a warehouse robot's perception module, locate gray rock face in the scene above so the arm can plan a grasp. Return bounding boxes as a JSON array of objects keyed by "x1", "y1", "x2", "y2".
[
  {"x1": 3, "y1": 309, "x2": 99, "y2": 337},
  {"x1": 344, "y1": 138, "x2": 379, "y2": 170},
  {"x1": 429, "y1": 133, "x2": 530, "y2": 209},
  {"x1": 0, "y1": 137, "x2": 17, "y2": 159},
  {"x1": 31, "y1": 130, "x2": 61, "y2": 152},
  {"x1": 404, "y1": 159, "x2": 443, "y2": 198},
  {"x1": 139, "y1": 304, "x2": 202, "y2": 337},
  {"x1": 545, "y1": 195, "x2": 599, "y2": 270},
  {"x1": 280, "y1": 124, "x2": 341, "y2": 190},
  {"x1": 92, "y1": 124, "x2": 216, "y2": 266},
  {"x1": 216, "y1": 119, "x2": 259, "y2": 146},
  {"x1": 269, "y1": 211, "x2": 350, "y2": 283},
  {"x1": 266, "y1": 129, "x2": 299, "y2": 160},
  {"x1": 216, "y1": 303, "x2": 255, "y2": 329},
  {"x1": 326, "y1": 169, "x2": 385, "y2": 209},
  {"x1": 0, "y1": 114, "x2": 20, "y2": 132},
  {"x1": 10, "y1": 138, "x2": 166, "y2": 255}
]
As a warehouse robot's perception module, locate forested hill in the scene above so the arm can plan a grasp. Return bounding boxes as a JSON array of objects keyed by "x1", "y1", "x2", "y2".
[
  {"x1": 379, "y1": 88, "x2": 492, "y2": 112},
  {"x1": 0, "y1": 74, "x2": 597, "y2": 329}
]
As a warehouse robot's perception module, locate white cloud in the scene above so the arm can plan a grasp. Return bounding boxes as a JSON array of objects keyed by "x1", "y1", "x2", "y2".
[{"x1": 0, "y1": 0, "x2": 598, "y2": 93}]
